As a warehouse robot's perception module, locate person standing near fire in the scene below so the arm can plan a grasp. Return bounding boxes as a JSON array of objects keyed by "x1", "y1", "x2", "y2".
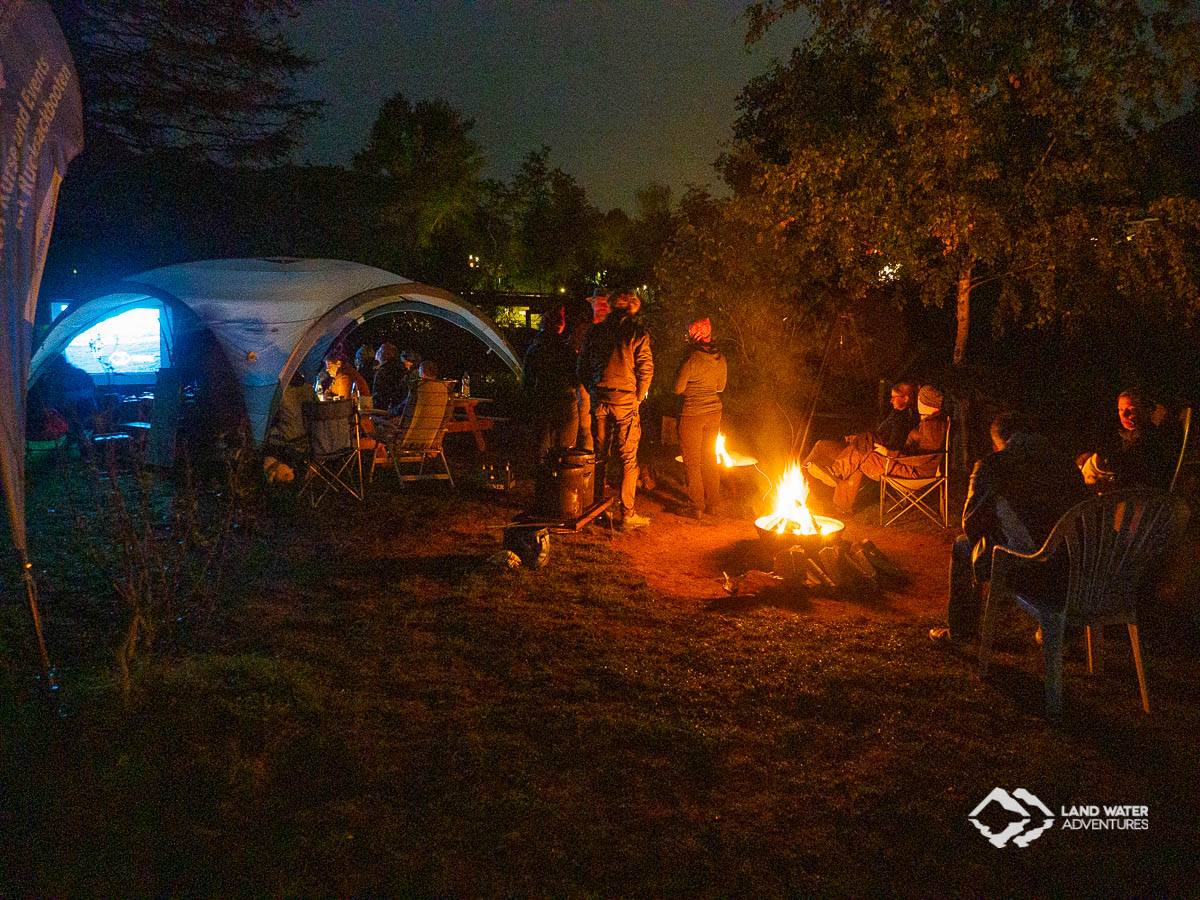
[
  {"x1": 571, "y1": 292, "x2": 609, "y2": 453},
  {"x1": 523, "y1": 303, "x2": 580, "y2": 464},
  {"x1": 673, "y1": 318, "x2": 727, "y2": 522},
  {"x1": 578, "y1": 290, "x2": 654, "y2": 529}
]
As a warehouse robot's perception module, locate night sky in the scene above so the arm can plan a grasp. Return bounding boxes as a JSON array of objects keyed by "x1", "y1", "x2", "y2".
[{"x1": 285, "y1": 1, "x2": 808, "y2": 213}]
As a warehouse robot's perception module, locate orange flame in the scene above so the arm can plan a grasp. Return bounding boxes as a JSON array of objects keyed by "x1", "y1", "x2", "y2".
[
  {"x1": 715, "y1": 432, "x2": 735, "y2": 467},
  {"x1": 760, "y1": 462, "x2": 841, "y2": 536}
]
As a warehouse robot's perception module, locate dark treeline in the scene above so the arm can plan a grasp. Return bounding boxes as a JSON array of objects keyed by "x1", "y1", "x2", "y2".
[
  {"x1": 41, "y1": 142, "x2": 674, "y2": 307},
  {"x1": 41, "y1": 0, "x2": 1200, "y2": 458}
]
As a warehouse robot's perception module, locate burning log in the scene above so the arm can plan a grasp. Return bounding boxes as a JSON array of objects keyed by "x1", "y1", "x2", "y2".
[
  {"x1": 748, "y1": 460, "x2": 906, "y2": 597},
  {"x1": 754, "y1": 463, "x2": 844, "y2": 552}
]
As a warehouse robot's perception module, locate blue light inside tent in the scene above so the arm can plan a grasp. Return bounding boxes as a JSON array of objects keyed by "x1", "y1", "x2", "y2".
[{"x1": 64, "y1": 307, "x2": 162, "y2": 375}]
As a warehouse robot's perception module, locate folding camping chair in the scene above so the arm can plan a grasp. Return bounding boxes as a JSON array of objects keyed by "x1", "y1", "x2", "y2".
[
  {"x1": 372, "y1": 380, "x2": 455, "y2": 487},
  {"x1": 980, "y1": 490, "x2": 1189, "y2": 718},
  {"x1": 878, "y1": 417, "x2": 951, "y2": 527},
  {"x1": 300, "y1": 399, "x2": 363, "y2": 506}
]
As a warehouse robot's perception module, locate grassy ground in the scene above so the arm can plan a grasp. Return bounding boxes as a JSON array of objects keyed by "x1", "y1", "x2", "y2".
[{"x1": 3, "y1": 458, "x2": 1199, "y2": 897}]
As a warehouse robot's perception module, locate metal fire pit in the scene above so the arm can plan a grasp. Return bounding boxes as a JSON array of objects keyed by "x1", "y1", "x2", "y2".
[
  {"x1": 675, "y1": 453, "x2": 758, "y2": 468},
  {"x1": 753, "y1": 514, "x2": 845, "y2": 553}
]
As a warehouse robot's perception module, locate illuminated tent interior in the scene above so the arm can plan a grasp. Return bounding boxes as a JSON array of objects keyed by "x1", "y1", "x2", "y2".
[{"x1": 31, "y1": 258, "x2": 522, "y2": 443}]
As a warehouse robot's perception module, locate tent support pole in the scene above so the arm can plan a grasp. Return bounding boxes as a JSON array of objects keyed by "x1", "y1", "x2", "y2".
[{"x1": 19, "y1": 550, "x2": 56, "y2": 696}]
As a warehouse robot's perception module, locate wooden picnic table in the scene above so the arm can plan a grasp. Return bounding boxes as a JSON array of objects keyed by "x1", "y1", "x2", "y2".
[{"x1": 445, "y1": 395, "x2": 504, "y2": 452}]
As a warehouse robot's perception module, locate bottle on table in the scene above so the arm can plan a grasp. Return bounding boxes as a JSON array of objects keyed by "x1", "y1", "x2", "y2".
[{"x1": 460, "y1": 372, "x2": 470, "y2": 398}]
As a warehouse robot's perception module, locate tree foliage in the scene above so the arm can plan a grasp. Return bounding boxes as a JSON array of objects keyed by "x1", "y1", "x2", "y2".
[
  {"x1": 353, "y1": 92, "x2": 486, "y2": 253},
  {"x1": 57, "y1": 0, "x2": 322, "y2": 164},
  {"x1": 726, "y1": 0, "x2": 1200, "y2": 362}
]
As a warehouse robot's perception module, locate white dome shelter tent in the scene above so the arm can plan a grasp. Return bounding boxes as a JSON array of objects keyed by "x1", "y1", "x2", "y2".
[{"x1": 31, "y1": 258, "x2": 523, "y2": 444}]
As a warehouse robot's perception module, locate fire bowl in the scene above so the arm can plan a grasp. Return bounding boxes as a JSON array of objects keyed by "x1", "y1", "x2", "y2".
[
  {"x1": 674, "y1": 454, "x2": 759, "y2": 468},
  {"x1": 753, "y1": 514, "x2": 845, "y2": 553}
]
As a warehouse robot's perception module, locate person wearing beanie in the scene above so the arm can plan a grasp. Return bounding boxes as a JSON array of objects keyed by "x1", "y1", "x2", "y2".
[
  {"x1": 578, "y1": 289, "x2": 654, "y2": 528},
  {"x1": 917, "y1": 385, "x2": 943, "y2": 418},
  {"x1": 673, "y1": 317, "x2": 727, "y2": 522},
  {"x1": 804, "y1": 381, "x2": 918, "y2": 496},
  {"x1": 931, "y1": 412, "x2": 1086, "y2": 646},
  {"x1": 821, "y1": 383, "x2": 950, "y2": 512}
]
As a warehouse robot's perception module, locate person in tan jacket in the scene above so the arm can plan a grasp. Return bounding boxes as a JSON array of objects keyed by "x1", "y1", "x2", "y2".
[
  {"x1": 578, "y1": 291, "x2": 654, "y2": 528},
  {"x1": 672, "y1": 317, "x2": 727, "y2": 521}
]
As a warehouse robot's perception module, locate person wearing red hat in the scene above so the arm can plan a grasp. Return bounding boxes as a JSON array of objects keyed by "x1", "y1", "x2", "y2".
[{"x1": 673, "y1": 318, "x2": 727, "y2": 522}]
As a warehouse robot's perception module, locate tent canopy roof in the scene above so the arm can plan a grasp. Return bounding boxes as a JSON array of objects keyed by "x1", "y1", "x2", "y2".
[{"x1": 31, "y1": 258, "x2": 521, "y2": 442}]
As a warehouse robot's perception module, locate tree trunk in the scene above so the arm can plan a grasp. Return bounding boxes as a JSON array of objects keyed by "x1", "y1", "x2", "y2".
[{"x1": 953, "y1": 264, "x2": 972, "y2": 365}]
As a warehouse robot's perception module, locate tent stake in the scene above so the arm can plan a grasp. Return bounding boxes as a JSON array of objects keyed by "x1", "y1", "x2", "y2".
[{"x1": 19, "y1": 551, "x2": 57, "y2": 698}]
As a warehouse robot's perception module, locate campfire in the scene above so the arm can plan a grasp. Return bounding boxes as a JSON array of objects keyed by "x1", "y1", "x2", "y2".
[
  {"x1": 676, "y1": 431, "x2": 757, "y2": 468},
  {"x1": 754, "y1": 462, "x2": 843, "y2": 542}
]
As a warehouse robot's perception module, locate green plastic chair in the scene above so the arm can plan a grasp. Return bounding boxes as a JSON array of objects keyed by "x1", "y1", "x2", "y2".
[{"x1": 980, "y1": 490, "x2": 1190, "y2": 719}]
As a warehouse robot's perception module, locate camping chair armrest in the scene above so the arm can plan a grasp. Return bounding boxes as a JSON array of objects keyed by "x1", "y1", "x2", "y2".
[
  {"x1": 989, "y1": 542, "x2": 1055, "y2": 605},
  {"x1": 882, "y1": 447, "x2": 949, "y2": 476}
]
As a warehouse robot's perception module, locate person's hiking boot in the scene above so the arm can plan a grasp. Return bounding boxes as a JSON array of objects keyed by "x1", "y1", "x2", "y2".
[
  {"x1": 930, "y1": 627, "x2": 972, "y2": 648},
  {"x1": 803, "y1": 461, "x2": 837, "y2": 488},
  {"x1": 621, "y1": 511, "x2": 651, "y2": 530}
]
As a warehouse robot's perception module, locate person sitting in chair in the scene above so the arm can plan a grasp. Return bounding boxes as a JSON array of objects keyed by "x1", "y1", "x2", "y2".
[
  {"x1": 930, "y1": 412, "x2": 1087, "y2": 646},
  {"x1": 809, "y1": 384, "x2": 948, "y2": 512},
  {"x1": 37, "y1": 354, "x2": 99, "y2": 440},
  {"x1": 372, "y1": 343, "x2": 409, "y2": 413},
  {"x1": 394, "y1": 360, "x2": 444, "y2": 422},
  {"x1": 804, "y1": 381, "x2": 918, "y2": 491},
  {"x1": 262, "y1": 370, "x2": 310, "y2": 483},
  {"x1": 318, "y1": 350, "x2": 369, "y2": 401},
  {"x1": 1078, "y1": 388, "x2": 1175, "y2": 490}
]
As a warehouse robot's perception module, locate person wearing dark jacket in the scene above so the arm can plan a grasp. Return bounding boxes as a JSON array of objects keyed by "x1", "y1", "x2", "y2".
[
  {"x1": 1079, "y1": 389, "x2": 1175, "y2": 490},
  {"x1": 372, "y1": 343, "x2": 408, "y2": 413},
  {"x1": 931, "y1": 412, "x2": 1088, "y2": 645},
  {"x1": 804, "y1": 381, "x2": 917, "y2": 493},
  {"x1": 524, "y1": 304, "x2": 580, "y2": 463},
  {"x1": 673, "y1": 318, "x2": 727, "y2": 521},
  {"x1": 578, "y1": 291, "x2": 654, "y2": 528}
]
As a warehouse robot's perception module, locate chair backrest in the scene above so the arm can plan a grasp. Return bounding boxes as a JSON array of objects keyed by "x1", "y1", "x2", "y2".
[
  {"x1": 393, "y1": 380, "x2": 452, "y2": 452},
  {"x1": 936, "y1": 415, "x2": 951, "y2": 475},
  {"x1": 1169, "y1": 406, "x2": 1193, "y2": 493},
  {"x1": 890, "y1": 416, "x2": 951, "y2": 479},
  {"x1": 1045, "y1": 490, "x2": 1190, "y2": 621},
  {"x1": 303, "y1": 399, "x2": 355, "y2": 457}
]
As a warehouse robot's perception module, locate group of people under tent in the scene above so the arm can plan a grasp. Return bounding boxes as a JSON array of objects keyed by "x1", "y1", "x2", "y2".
[
  {"x1": 26, "y1": 354, "x2": 100, "y2": 444},
  {"x1": 522, "y1": 289, "x2": 731, "y2": 528},
  {"x1": 260, "y1": 342, "x2": 440, "y2": 484},
  {"x1": 319, "y1": 342, "x2": 427, "y2": 416}
]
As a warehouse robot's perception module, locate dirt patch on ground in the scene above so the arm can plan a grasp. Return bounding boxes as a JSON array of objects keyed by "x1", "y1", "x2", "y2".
[{"x1": 606, "y1": 467, "x2": 956, "y2": 622}]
